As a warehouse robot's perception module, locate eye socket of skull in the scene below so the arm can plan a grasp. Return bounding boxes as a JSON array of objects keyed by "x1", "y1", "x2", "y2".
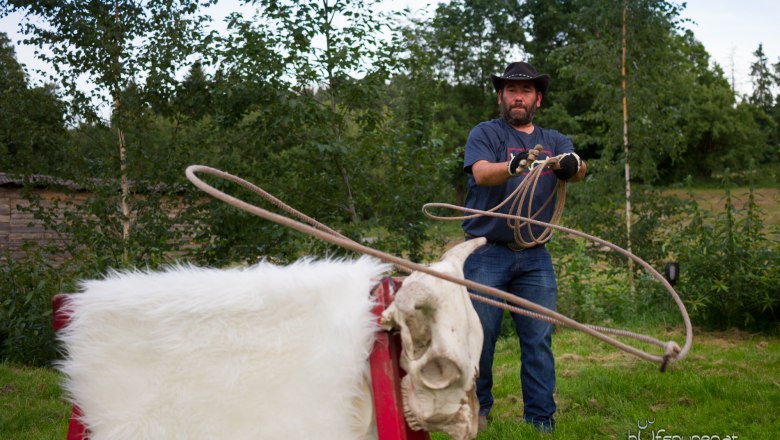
[
  {"x1": 419, "y1": 356, "x2": 462, "y2": 390},
  {"x1": 402, "y1": 305, "x2": 433, "y2": 360}
]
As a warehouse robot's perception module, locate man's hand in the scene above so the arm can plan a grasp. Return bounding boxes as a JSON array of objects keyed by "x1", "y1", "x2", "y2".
[
  {"x1": 507, "y1": 145, "x2": 543, "y2": 176},
  {"x1": 507, "y1": 151, "x2": 529, "y2": 176},
  {"x1": 552, "y1": 152, "x2": 581, "y2": 181}
]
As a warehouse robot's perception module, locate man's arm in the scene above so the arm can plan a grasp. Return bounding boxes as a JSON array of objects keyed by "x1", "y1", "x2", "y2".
[
  {"x1": 471, "y1": 159, "x2": 514, "y2": 186},
  {"x1": 568, "y1": 160, "x2": 587, "y2": 182},
  {"x1": 473, "y1": 156, "x2": 587, "y2": 186}
]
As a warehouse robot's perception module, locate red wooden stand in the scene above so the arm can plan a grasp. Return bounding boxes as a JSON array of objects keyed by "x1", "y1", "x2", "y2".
[
  {"x1": 369, "y1": 278, "x2": 431, "y2": 440},
  {"x1": 51, "y1": 294, "x2": 88, "y2": 440},
  {"x1": 52, "y1": 279, "x2": 429, "y2": 440}
]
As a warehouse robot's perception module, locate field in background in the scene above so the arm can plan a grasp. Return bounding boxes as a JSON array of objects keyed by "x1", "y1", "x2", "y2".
[{"x1": 666, "y1": 187, "x2": 780, "y2": 228}]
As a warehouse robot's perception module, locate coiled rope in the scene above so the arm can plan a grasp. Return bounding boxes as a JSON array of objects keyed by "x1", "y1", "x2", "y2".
[{"x1": 186, "y1": 164, "x2": 692, "y2": 372}]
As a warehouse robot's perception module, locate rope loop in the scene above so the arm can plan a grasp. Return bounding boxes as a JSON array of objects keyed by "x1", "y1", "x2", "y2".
[{"x1": 186, "y1": 165, "x2": 692, "y2": 371}]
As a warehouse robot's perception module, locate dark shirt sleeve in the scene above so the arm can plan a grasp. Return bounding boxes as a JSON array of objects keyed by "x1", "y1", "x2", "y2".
[
  {"x1": 463, "y1": 124, "x2": 499, "y2": 175},
  {"x1": 557, "y1": 132, "x2": 575, "y2": 155}
]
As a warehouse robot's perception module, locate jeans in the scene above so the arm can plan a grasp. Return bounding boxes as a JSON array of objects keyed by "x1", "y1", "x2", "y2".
[{"x1": 464, "y1": 242, "x2": 557, "y2": 430}]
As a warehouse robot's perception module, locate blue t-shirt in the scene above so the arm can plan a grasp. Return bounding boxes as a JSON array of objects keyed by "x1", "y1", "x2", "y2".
[{"x1": 462, "y1": 118, "x2": 574, "y2": 243}]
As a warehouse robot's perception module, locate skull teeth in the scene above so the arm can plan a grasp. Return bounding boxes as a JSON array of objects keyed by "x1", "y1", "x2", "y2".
[{"x1": 401, "y1": 375, "x2": 424, "y2": 431}]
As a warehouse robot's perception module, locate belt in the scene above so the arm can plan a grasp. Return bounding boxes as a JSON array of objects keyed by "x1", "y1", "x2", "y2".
[{"x1": 464, "y1": 234, "x2": 539, "y2": 251}]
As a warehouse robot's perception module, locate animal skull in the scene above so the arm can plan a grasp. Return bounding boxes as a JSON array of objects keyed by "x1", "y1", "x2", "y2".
[{"x1": 381, "y1": 238, "x2": 486, "y2": 440}]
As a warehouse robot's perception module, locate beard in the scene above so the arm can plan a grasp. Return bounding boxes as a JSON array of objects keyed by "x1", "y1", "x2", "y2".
[{"x1": 500, "y1": 97, "x2": 537, "y2": 127}]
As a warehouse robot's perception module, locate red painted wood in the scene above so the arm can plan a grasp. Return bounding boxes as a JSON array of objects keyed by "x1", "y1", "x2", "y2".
[
  {"x1": 51, "y1": 294, "x2": 71, "y2": 332},
  {"x1": 52, "y1": 294, "x2": 88, "y2": 440},
  {"x1": 369, "y1": 278, "x2": 430, "y2": 440},
  {"x1": 65, "y1": 405, "x2": 87, "y2": 440}
]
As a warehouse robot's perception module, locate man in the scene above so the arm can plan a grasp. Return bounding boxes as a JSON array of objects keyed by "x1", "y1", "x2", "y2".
[{"x1": 462, "y1": 61, "x2": 586, "y2": 433}]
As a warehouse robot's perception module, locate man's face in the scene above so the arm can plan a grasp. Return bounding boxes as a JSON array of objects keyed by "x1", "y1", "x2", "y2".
[{"x1": 499, "y1": 80, "x2": 542, "y2": 127}]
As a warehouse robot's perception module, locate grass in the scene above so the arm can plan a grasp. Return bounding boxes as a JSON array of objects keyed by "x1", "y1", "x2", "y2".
[
  {"x1": 432, "y1": 325, "x2": 780, "y2": 439},
  {"x1": 0, "y1": 362, "x2": 70, "y2": 439},
  {"x1": 665, "y1": 187, "x2": 780, "y2": 228},
  {"x1": 3, "y1": 326, "x2": 778, "y2": 439}
]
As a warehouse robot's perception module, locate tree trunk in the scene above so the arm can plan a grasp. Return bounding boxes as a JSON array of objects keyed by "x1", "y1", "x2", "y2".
[
  {"x1": 622, "y1": 0, "x2": 635, "y2": 292},
  {"x1": 115, "y1": 0, "x2": 130, "y2": 264},
  {"x1": 323, "y1": 0, "x2": 358, "y2": 224}
]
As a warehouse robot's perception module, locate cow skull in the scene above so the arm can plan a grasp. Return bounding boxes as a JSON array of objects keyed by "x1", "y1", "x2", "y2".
[{"x1": 381, "y1": 238, "x2": 486, "y2": 440}]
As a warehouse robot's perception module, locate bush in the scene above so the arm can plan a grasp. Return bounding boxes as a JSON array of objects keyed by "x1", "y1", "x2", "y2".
[
  {"x1": 672, "y1": 187, "x2": 780, "y2": 331},
  {"x1": 551, "y1": 239, "x2": 635, "y2": 324},
  {"x1": 560, "y1": 164, "x2": 779, "y2": 332},
  {"x1": 0, "y1": 245, "x2": 76, "y2": 366}
]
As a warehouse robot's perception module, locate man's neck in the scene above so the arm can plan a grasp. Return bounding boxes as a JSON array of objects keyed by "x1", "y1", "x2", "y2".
[{"x1": 510, "y1": 122, "x2": 535, "y2": 134}]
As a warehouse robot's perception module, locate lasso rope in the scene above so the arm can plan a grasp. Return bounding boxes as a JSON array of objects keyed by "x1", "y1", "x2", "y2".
[{"x1": 185, "y1": 165, "x2": 692, "y2": 372}]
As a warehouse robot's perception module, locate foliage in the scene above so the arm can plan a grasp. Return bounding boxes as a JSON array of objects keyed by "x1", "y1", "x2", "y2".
[
  {"x1": 671, "y1": 184, "x2": 780, "y2": 331},
  {"x1": 551, "y1": 239, "x2": 634, "y2": 324},
  {"x1": 2, "y1": 0, "x2": 780, "y2": 367},
  {"x1": 749, "y1": 44, "x2": 777, "y2": 112},
  {"x1": 557, "y1": 171, "x2": 780, "y2": 332},
  {"x1": 0, "y1": 246, "x2": 70, "y2": 366},
  {"x1": 0, "y1": 32, "x2": 67, "y2": 174}
]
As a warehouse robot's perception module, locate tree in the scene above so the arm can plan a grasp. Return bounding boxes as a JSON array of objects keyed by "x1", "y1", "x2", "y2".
[
  {"x1": 3, "y1": 1, "x2": 218, "y2": 270},
  {"x1": 0, "y1": 32, "x2": 66, "y2": 174},
  {"x1": 162, "y1": 0, "x2": 426, "y2": 262},
  {"x1": 5, "y1": 0, "x2": 216, "y2": 266},
  {"x1": 258, "y1": 0, "x2": 401, "y2": 223},
  {"x1": 749, "y1": 44, "x2": 777, "y2": 112},
  {"x1": 517, "y1": 0, "x2": 727, "y2": 264}
]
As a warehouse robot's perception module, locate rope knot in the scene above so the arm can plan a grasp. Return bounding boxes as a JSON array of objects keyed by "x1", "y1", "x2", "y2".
[{"x1": 659, "y1": 341, "x2": 681, "y2": 372}]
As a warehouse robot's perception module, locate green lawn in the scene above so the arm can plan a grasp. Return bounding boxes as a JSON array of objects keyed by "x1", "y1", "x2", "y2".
[
  {"x1": 0, "y1": 363, "x2": 70, "y2": 439},
  {"x1": 3, "y1": 325, "x2": 778, "y2": 439},
  {"x1": 438, "y1": 326, "x2": 780, "y2": 439}
]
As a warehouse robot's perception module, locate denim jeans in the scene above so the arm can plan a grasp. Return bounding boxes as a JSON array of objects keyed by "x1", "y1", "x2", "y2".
[{"x1": 464, "y1": 242, "x2": 557, "y2": 430}]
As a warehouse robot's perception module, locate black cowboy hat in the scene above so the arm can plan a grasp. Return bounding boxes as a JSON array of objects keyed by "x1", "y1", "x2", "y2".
[{"x1": 491, "y1": 62, "x2": 550, "y2": 95}]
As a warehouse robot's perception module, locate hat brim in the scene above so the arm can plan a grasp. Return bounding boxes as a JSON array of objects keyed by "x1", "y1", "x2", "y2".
[{"x1": 491, "y1": 74, "x2": 549, "y2": 95}]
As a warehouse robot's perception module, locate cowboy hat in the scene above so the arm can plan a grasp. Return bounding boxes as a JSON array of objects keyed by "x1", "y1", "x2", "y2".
[{"x1": 491, "y1": 62, "x2": 550, "y2": 95}]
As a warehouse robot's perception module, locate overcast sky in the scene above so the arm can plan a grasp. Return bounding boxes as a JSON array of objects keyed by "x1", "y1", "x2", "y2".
[
  {"x1": 680, "y1": 0, "x2": 779, "y2": 96},
  {"x1": 1, "y1": 0, "x2": 777, "y2": 98}
]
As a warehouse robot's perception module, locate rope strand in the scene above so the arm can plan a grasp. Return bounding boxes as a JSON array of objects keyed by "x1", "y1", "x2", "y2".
[{"x1": 186, "y1": 165, "x2": 692, "y2": 371}]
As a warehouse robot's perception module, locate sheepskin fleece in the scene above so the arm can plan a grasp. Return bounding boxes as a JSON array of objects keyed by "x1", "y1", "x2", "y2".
[{"x1": 57, "y1": 257, "x2": 388, "y2": 440}]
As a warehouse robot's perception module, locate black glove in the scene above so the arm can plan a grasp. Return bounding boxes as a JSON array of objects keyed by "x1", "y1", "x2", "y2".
[
  {"x1": 507, "y1": 151, "x2": 530, "y2": 176},
  {"x1": 553, "y1": 153, "x2": 581, "y2": 181}
]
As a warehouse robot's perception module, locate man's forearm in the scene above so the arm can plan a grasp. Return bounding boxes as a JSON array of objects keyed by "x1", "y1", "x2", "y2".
[
  {"x1": 568, "y1": 160, "x2": 587, "y2": 182},
  {"x1": 471, "y1": 160, "x2": 514, "y2": 186}
]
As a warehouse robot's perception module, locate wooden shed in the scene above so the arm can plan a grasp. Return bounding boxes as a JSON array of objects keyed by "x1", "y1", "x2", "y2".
[{"x1": 0, "y1": 173, "x2": 87, "y2": 261}]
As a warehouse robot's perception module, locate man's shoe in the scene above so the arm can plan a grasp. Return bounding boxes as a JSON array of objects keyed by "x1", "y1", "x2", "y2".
[{"x1": 478, "y1": 415, "x2": 488, "y2": 432}]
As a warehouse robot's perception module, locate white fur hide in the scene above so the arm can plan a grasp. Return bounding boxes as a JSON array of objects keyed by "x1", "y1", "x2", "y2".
[{"x1": 57, "y1": 257, "x2": 388, "y2": 440}]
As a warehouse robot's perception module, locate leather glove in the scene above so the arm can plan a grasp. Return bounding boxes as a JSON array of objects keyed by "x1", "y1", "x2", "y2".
[{"x1": 552, "y1": 152, "x2": 581, "y2": 181}]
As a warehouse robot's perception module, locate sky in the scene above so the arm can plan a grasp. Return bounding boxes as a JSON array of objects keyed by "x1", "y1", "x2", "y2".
[
  {"x1": 679, "y1": 0, "x2": 780, "y2": 96},
  {"x1": 0, "y1": 0, "x2": 777, "y2": 98}
]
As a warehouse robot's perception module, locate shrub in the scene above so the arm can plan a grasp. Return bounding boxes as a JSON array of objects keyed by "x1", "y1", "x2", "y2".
[
  {"x1": 551, "y1": 239, "x2": 635, "y2": 324},
  {"x1": 672, "y1": 187, "x2": 780, "y2": 331},
  {"x1": 0, "y1": 245, "x2": 76, "y2": 366}
]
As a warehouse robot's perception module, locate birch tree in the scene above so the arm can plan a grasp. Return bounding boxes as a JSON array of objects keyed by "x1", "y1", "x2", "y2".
[{"x1": 4, "y1": 0, "x2": 215, "y2": 265}]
